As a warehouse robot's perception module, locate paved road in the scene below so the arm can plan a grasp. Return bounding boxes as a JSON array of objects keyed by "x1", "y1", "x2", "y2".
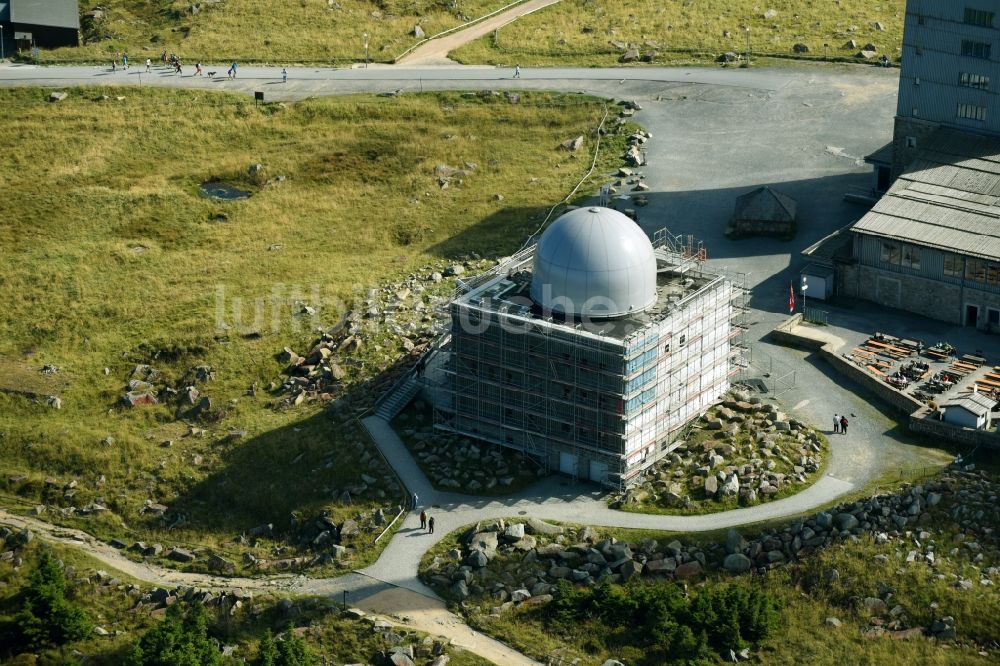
[
  {"x1": 0, "y1": 62, "x2": 794, "y2": 101},
  {"x1": 397, "y1": 0, "x2": 562, "y2": 65},
  {"x1": 0, "y1": 61, "x2": 952, "y2": 664}
]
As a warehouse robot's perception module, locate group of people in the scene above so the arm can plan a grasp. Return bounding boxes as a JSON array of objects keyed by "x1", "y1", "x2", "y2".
[
  {"x1": 832, "y1": 413, "x2": 850, "y2": 434},
  {"x1": 411, "y1": 493, "x2": 435, "y2": 534},
  {"x1": 112, "y1": 52, "x2": 240, "y2": 78}
]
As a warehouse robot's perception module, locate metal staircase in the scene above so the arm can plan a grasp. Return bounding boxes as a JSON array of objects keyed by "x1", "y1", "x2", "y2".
[{"x1": 374, "y1": 374, "x2": 421, "y2": 421}]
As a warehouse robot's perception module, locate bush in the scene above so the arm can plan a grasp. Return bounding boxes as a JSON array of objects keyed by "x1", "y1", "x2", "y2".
[
  {"x1": 254, "y1": 624, "x2": 314, "y2": 666},
  {"x1": 10, "y1": 550, "x2": 91, "y2": 650},
  {"x1": 543, "y1": 580, "x2": 781, "y2": 665},
  {"x1": 125, "y1": 602, "x2": 222, "y2": 666}
]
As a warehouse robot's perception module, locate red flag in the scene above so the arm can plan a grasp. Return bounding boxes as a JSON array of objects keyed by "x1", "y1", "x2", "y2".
[{"x1": 789, "y1": 281, "x2": 795, "y2": 313}]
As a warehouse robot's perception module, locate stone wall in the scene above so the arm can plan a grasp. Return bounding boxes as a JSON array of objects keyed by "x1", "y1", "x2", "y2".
[
  {"x1": 855, "y1": 265, "x2": 961, "y2": 325},
  {"x1": 909, "y1": 407, "x2": 1000, "y2": 450},
  {"x1": 769, "y1": 314, "x2": 993, "y2": 449},
  {"x1": 732, "y1": 218, "x2": 794, "y2": 237}
]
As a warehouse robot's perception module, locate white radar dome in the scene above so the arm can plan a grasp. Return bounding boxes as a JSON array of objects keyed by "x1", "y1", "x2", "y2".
[{"x1": 529, "y1": 206, "x2": 657, "y2": 318}]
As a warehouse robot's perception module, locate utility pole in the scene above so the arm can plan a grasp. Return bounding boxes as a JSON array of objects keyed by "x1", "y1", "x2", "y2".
[
  {"x1": 744, "y1": 27, "x2": 751, "y2": 66},
  {"x1": 363, "y1": 32, "x2": 369, "y2": 68},
  {"x1": 1, "y1": 26, "x2": 5, "y2": 62}
]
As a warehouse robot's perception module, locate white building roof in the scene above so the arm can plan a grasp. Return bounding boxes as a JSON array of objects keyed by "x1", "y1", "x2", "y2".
[
  {"x1": 945, "y1": 392, "x2": 996, "y2": 417},
  {"x1": 530, "y1": 207, "x2": 657, "y2": 318}
]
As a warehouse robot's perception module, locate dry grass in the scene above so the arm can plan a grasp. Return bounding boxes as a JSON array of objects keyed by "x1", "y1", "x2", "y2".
[
  {"x1": 0, "y1": 85, "x2": 613, "y2": 570},
  {"x1": 451, "y1": 0, "x2": 906, "y2": 66},
  {"x1": 42, "y1": 0, "x2": 513, "y2": 64}
]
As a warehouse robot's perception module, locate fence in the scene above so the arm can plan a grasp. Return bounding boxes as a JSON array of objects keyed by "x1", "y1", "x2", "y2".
[{"x1": 804, "y1": 306, "x2": 829, "y2": 325}]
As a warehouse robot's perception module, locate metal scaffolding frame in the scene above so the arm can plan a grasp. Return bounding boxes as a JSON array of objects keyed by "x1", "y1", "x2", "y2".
[{"x1": 431, "y1": 228, "x2": 741, "y2": 489}]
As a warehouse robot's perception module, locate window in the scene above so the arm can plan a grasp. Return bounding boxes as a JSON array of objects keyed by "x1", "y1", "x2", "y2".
[
  {"x1": 944, "y1": 254, "x2": 964, "y2": 277},
  {"x1": 918, "y1": 14, "x2": 925, "y2": 25},
  {"x1": 957, "y1": 103, "x2": 988, "y2": 120},
  {"x1": 961, "y1": 39, "x2": 992, "y2": 59},
  {"x1": 988, "y1": 309, "x2": 1000, "y2": 325},
  {"x1": 678, "y1": 334, "x2": 687, "y2": 348},
  {"x1": 964, "y1": 258, "x2": 1000, "y2": 285},
  {"x1": 965, "y1": 8, "x2": 995, "y2": 27},
  {"x1": 881, "y1": 242, "x2": 920, "y2": 269},
  {"x1": 906, "y1": 136, "x2": 917, "y2": 148},
  {"x1": 881, "y1": 242, "x2": 901, "y2": 264},
  {"x1": 959, "y1": 72, "x2": 990, "y2": 89}
]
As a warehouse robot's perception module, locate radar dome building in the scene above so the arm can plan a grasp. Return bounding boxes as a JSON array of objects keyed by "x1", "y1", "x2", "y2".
[
  {"x1": 435, "y1": 207, "x2": 746, "y2": 487},
  {"x1": 530, "y1": 207, "x2": 658, "y2": 318}
]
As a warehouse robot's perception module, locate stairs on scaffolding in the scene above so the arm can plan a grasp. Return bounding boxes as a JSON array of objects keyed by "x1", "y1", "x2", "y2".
[{"x1": 374, "y1": 375, "x2": 421, "y2": 421}]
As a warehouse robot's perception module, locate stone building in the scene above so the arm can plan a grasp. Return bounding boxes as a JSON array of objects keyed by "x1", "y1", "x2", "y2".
[
  {"x1": 729, "y1": 186, "x2": 797, "y2": 237},
  {"x1": 833, "y1": 1, "x2": 1000, "y2": 329}
]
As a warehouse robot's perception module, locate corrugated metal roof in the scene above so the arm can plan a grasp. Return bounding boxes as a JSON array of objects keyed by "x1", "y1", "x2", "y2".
[
  {"x1": 945, "y1": 392, "x2": 996, "y2": 416},
  {"x1": 851, "y1": 128, "x2": 1000, "y2": 260},
  {"x1": 865, "y1": 141, "x2": 893, "y2": 165},
  {"x1": 9, "y1": 0, "x2": 79, "y2": 29}
]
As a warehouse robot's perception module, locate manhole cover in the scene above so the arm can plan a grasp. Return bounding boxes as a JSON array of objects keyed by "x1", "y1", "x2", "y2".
[{"x1": 200, "y1": 181, "x2": 250, "y2": 200}]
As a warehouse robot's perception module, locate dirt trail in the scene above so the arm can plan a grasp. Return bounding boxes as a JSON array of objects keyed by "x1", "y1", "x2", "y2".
[
  {"x1": 360, "y1": 588, "x2": 541, "y2": 665},
  {"x1": 396, "y1": 0, "x2": 561, "y2": 65},
  {"x1": 0, "y1": 510, "x2": 536, "y2": 665}
]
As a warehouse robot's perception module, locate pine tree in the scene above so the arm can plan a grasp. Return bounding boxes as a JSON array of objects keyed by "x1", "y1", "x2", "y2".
[{"x1": 13, "y1": 550, "x2": 91, "y2": 649}]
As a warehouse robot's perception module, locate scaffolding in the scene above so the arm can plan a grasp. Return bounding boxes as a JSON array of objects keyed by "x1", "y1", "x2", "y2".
[{"x1": 427, "y1": 227, "x2": 742, "y2": 489}]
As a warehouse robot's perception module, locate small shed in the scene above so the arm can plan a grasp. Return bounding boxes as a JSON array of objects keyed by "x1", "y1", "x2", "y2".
[
  {"x1": 730, "y1": 186, "x2": 797, "y2": 237},
  {"x1": 943, "y1": 392, "x2": 995, "y2": 430},
  {"x1": 0, "y1": 0, "x2": 79, "y2": 52}
]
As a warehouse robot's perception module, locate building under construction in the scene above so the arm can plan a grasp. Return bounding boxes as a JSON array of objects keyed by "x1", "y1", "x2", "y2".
[{"x1": 432, "y1": 207, "x2": 746, "y2": 487}]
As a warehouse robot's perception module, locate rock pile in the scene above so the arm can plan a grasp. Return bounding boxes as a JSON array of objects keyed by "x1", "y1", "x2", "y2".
[
  {"x1": 119, "y1": 363, "x2": 217, "y2": 416},
  {"x1": 423, "y1": 465, "x2": 999, "y2": 636},
  {"x1": 398, "y1": 406, "x2": 545, "y2": 493},
  {"x1": 273, "y1": 261, "x2": 489, "y2": 412},
  {"x1": 614, "y1": 391, "x2": 825, "y2": 511}
]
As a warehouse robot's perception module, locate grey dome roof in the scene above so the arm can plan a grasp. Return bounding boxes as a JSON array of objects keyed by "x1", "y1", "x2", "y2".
[{"x1": 530, "y1": 207, "x2": 657, "y2": 318}]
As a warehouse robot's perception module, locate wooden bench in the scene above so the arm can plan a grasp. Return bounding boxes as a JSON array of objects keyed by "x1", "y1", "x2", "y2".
[
  {"x1": 976, "y1": 377, "x2": 1000, "y2": 389},
  {"x1": 924, "y1": 348, "x2": 951, "y2": 360},
  {"x1": 867, "y1": 365, "x2": 886, "y2": 377}
]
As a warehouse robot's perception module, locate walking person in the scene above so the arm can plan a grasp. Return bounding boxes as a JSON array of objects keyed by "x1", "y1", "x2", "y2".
[
  {"x1": 282, "y1": 68, "x2": 288, "y2": 83},
  {"x1": 840, "y1": 415, "x2": 849, "y2": 434},
  {"x1": 419, "y1": 510, "x2": 426, "y2": 530},
  {"x1": 145, "y1": 57, "x2": 151, "y2": 73},
  {"x1": 195, "y1": 62, "x2": 204, "y2": 76},
  {"x1": 410, "y1": 492, "x2": 418, "y2": 510},
  {"x1": 513, "y1": 63, "x2": 521, "y2": 78},
  {"x1": 228, "y1": 61, "x2": 238, "y2": 79},
  {"x1": 832, "y1": 414, "x2": 839, "y2": 434},
  {"x1": 122, "y1": 52, "x2": 128, "y2": 70},
  {"x1": 428, "y1": 516, "x2": 435, "y2": 534}
]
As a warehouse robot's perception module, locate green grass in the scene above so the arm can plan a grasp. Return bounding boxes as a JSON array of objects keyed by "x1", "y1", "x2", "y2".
[
  {"x1": 0, "y1": 86, "x2": 617, "y2": 572},
  {"x1": 39, "y1": 0, "x2": 514, "y2": 65},
  {"x1": 451, "y1": 0, "x2": 906, "y2": 67}
]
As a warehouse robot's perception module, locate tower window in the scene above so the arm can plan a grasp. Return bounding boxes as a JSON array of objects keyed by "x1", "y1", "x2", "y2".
[
  {"x1": 961, "y1": 39, "x2": 992, "y2": 59},
  {"x1": 959, "y1": 72, "x2": 990, "y2": 88},
  {"x1": 957, "y1": 103, "x2": 988, "y2": 121},
  {"x1": 965, "y1": 8, "x2": 995, "y2": 27}
]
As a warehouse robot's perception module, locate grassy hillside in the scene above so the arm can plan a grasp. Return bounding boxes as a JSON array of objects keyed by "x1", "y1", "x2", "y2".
[
  {"x1": 44, "y1": 0, "x2": 510, "y2": 64},
  {"x1": 452, "y1": 0, "x2": 906, "y2": 66},
  {"x1": 0, "y1": 86, "x2": 616, "y2": 571},
  {"x1": 32, "y1": 0, "x2": 905, "y2": 66}
]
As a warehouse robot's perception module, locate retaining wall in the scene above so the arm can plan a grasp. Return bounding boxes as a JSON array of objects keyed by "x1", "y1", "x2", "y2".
[{"x1": 769, "y1": 315, "x2": 992, "y2": 448}]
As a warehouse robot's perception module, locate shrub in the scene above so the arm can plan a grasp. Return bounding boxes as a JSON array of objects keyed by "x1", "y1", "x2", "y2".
[
  {"x1": 124, "y1": 602, "x2": 222, "y2": 666},
  {"x1": 543, "y1": 580, "x2": 781, "y2": 665},
  {"x1": 11, "y1": 550, "x2": 91, "y2": 650}
]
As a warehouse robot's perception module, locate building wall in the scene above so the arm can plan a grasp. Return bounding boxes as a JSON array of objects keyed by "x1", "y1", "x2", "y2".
[
  {"x1": 943, "y1": 405, "x2": 985, "y2": 428},
  {"x1": 896, "y1": 2, "x2": 1000, "y2": 142},
  {"x1": 852, "y1": 232, "x2": 1000, "y2": 326},
  {"x1": 444, "y1": 277, "x2": 733, "y2": 485}
]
